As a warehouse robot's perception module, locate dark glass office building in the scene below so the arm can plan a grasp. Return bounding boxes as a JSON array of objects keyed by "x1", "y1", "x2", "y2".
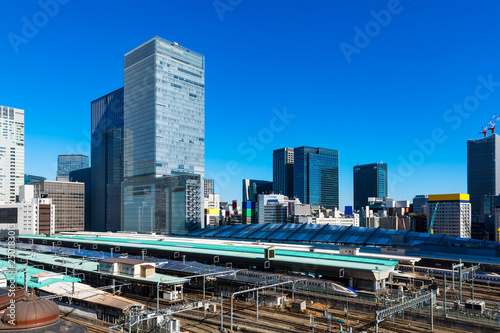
[
  {"x1": 273, "y1": 148, "x2": 294, "y2": 197},
  {"x1": 91, "y1": 87, "x2": 124, "y2": 232},
  {"x1": 242, "y1": 179, "x2": 273, "y2": 202},
  {"x1": 467, "y1": 134, "x2": 500, "y2": 215},
  {"x1": 69, "y1": 167, "x2": 91, "y2": 231},
  {"x1": 293, "y1": 146, "x2": 339, "y2": 209},
  {"x1": 353, "y1": 163, "x2": 387, "y2": 211}
]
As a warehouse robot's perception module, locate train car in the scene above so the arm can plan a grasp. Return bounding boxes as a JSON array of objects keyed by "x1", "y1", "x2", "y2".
[
  {"x1": 399, "y1": 265, "x2": 500, "y2": 285},
  {"x1": 392, "y1": 270, "x2": 414, "y2": 279},
  {"x1": 232, "y1": 270, "x2": 358, "y2": 297},
  {"x1": 279, "y1": 275, "x2": 358, "y2": 297}
]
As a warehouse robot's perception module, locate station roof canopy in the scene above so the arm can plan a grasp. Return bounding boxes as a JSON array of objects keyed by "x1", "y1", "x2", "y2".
[
  {"x1": 19, "y1": 232, "x2": 398, "y2": 274},
  {"x1": 186, "y1": 223, "x2": 500, "y2": 251}
]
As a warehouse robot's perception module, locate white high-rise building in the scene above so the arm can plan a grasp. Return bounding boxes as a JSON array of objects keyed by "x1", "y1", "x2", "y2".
[
  {"x1": 0, "y1": 106, "x2": 24, "y2": 203},
  {"x1": 427, "y1": 194, "x2": 471, "y2": 238},
  {"x1": 0, "y1": 185, "x2": 55, "y2": 235}
]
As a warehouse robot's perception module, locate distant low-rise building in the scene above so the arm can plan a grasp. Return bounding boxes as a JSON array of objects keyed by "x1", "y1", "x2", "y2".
[
  {"x1": 257, "y1": 194, "x2": 290, "y2": 224},
  {"x1": 412, "y1": 195, "x2": 428, "y2": 214},
  {"x1": 204, "y1": 193, "x2": 220, "y2": 227}
]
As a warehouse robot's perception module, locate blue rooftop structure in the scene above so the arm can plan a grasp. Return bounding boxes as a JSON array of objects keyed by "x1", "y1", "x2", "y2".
[{"x1": 187, "y1": 223, "x2": 500, "y2": 256}]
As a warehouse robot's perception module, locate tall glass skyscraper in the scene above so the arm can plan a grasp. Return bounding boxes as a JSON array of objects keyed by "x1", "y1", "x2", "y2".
[
  {"x1": 122, "y1": 37, "x2": 205, "y2": 234},
  {"x1": 353, "y1": 162, "x2": 387, "y2": 211},
  {"x1": 91, "y1": 88, "x2": 124, "y2": 232},
  {"x1": 467, "y1": 134, "x2": 500, "y2": 215},
  {"x1": 273, "y1": 148, "x2": 294, "y2": 197},
  {"x1": 57, "y1": 154, "x2": 89, "y2": 181},
  {"x1": 293, "y1": 146, "x2": 339, "y2": 209},
  {"x1": 0, "y1": 106, "x2": 24, "y2": 203},
  {"x1": 124, "y1": 37, "x2": 204, "y2": 178}
]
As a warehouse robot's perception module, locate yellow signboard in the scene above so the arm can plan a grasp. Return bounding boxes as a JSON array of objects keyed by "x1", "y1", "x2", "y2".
[{"x1": 428, "y1": 193, "x2": 469, "y2": 202}]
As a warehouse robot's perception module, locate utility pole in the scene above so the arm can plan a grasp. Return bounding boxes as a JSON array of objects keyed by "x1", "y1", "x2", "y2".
[
  {"x1": 471, "y1": 267, "x2": 475, "y2": 300},
  {"x1": 430, "y1": 292, "x2": 434, "y2": 332},
  {"x1": 220, "y1": 292, "x2": 224, "y2": 332},
  {"x1": 323, "y1": 305, "x2": 332, "y2": 333},
  {"x1": 443, "y1": 274, "x2": 447, "y2": 313},
  {"x1": 256, "y1": 288, "x2": 259, "y2": 321},
  {"x1": 459, "y1": 260, "x2": 462, "y2": 304},
  {"x1": 452, "y1": 260, "x2": 464, "y2": 298}
]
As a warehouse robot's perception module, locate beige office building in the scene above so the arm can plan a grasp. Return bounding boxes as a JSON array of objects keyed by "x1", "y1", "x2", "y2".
[{"x1": 33, "y1": 180, "x2": 84, "y2": 232}]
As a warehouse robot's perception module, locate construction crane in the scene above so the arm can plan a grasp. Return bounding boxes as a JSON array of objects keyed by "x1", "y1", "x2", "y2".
[
  {"x1": 489, "y1": 115, "x2": 500, "y2": 135},
  {"x1": 480, "y1": 114, "x2": 497, "y2": 137},
  {"x1": 428, "y1": 203, "x2": 439, "y2": 234}
]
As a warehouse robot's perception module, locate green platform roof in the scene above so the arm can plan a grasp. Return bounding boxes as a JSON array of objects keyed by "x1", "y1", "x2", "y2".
[
  {"x1": 0, "y1": 247, "x2": 188, "y2": 285},
  {"x1": 0, "y1": 259, "x2": 81, "y2": 288},
  {"x1": 22, "y1": 234, "x2": 397, "y2": 273}
]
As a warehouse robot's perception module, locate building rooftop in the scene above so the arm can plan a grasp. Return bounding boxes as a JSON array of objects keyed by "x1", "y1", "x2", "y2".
[{"x1": 39, "y1": 281, "x2": 144, "y2": 312}]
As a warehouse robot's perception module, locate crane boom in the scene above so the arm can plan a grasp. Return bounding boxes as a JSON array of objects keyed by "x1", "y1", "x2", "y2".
[
  {"x1": 428, "y1": 203, "x2": 439, "y2": 234},
  {"x1": 490, "y1": 115, "x2": 500, "y2": 135},
  {"x1": 480, "y1": 114, "x2": 497, "y2": 137}
]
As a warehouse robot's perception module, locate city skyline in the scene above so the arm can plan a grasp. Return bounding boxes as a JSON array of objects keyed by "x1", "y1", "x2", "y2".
[{"x1": 3, "y1": 1, "x2": 500, "y2": 207}]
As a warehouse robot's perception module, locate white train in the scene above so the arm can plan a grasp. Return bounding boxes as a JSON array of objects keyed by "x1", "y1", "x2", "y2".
[
  {"x1": 399, "y1": 265, "x2": 500, "y2": 285},
  {"x1": 234, "y1": 270, "x2": 358, "y2": 297}
]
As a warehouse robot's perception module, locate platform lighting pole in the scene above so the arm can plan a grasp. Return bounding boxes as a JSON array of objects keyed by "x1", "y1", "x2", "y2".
[
  {"x1": 256, "y1": 287, "x2": 259, "y2": 321},
  {"x1": 459, "y1": 260, "x2": 463, "y2": 304},
  {"x1": 203, "y1": 273, "x2": 207, "y2": 316},
  {"x1": 430, "y1": 293, "x2": 434, "y2": 332},
  {"x1": 220, "y1": 292, "x2": 224, "y2": 331},
  {"x1": 443, "y1": 274, "x2": 447, "y2": 313},
  {"x1": 471, "y1": 266, "x2": 476, "y2": 300},
  {"x1": 156, "y1": 278, "x2": 167, "y2": 312},
  {"x1": 72, "y1": 262, "x2": 76, "y2": 295}
]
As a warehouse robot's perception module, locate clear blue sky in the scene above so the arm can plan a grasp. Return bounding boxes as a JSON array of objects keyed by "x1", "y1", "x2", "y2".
[{"x1": 2, "y1": 1, "x2": 500, "y2": 207}]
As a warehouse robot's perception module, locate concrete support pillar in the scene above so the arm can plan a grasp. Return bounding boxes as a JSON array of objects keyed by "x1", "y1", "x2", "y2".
[{"x1": 349, "y1": 278, "x2": 353, "y2": 289}]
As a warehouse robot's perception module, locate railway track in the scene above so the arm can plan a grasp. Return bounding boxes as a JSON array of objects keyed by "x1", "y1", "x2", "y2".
[
  {"x1": 98, "y1": 290, "x2": 497, "y2": 333},
  {"x1": 62, "y1": 315, "x2": 116, "y2": 333}
]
